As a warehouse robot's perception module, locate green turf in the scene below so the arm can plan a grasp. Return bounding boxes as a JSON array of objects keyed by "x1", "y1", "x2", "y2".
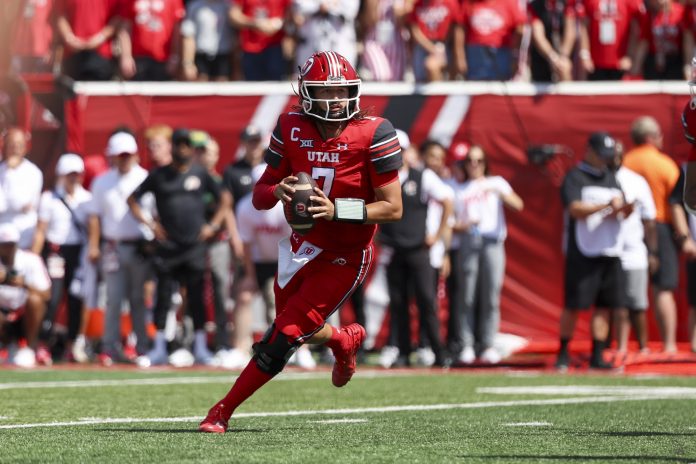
[{"x1": 1, "y1": 369, "x2": 696, "y2": 463}]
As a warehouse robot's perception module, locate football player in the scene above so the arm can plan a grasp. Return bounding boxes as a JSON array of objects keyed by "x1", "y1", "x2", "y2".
[{"x1": 199, "y1": 51, "x2": 404, "y2": 433}]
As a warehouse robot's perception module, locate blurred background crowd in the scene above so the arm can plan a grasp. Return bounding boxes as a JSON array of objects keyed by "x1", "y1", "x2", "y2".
[{"x1": 5, "y1": 0, "x2": 696, "y2": 84}]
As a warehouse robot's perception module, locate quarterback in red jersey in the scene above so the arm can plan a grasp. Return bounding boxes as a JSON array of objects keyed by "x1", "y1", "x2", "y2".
[{"x1": 199, "y1": 51, "x2": 403, "y2": 434}]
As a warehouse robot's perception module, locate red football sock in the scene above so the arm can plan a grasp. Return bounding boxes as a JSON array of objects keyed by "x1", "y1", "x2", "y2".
[
  {"x1": 324, "y1": 325, "x2": 344, "y2": 351},
  {"x1": 216, "y1": 360, "x2": 274, "y2": 418}
]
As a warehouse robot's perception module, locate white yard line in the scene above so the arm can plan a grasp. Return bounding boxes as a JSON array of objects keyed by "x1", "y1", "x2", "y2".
[
  {"x1": 0, "y1": 395, "x2": 666, "y2": 430},
  {"x1": 502, "y1": 422, "x2": 553, "y2": 427},
  {"x1": 309, "y1": 419, "x2": 368, "y2": 424},
  {"x1": 478, "y1": 386, "x2": 696, "y2": 398},
  {"x1": 0, "y1": 370, "x2": 438, "y2": 390}
]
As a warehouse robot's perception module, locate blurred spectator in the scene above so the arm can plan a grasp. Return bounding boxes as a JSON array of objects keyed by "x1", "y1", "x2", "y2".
[
  {"x1": 610, "y1": 144, "x2": 657, "y2": 355},
  {"x1": 528, "y1": 0, "x2": 577, "y2": 82},
  {"x1": 0, "y1": 127, "x2": 44, "y2": 250},
  {"x1": 11, "y1": 0, "x2": 57, "y2": 74},
  {"x1": 0, "y1": 223, "x2": 51, "y2": 368},
  {"x1": 461, "y1": 0, "x2": 526, "y2": 81},
  {"x1": 378, "y1": 134, "x2": 453, "y2": 368},
  {"x1": 223, "y1": 124, "x2": 266, "y2": 207},
  {"x1": 631, "y1": 0, "x2": 689, "y2": 80},
  {"x1": 443, "y1": 140, "x2": 468, "y2": 358},
  {"x1": 419, "y1": 139, "x2": 454, "y2": 366},
  {"x1": 0, "y1": 76, "x2": 32, "y2": 137},
  {"x1": 88, "y1": 132, "x2": 150, "y2": 365},
  {"x1": 291, "y1": 0, "x2": 361, "y2": 71},
  {"x1": 54, "y1": 0, "x2": 120, "y2": 81},
  {"x1": 689, "y1": 212, "x2": 696, "y2": 353},
  {"x1": 193, "y1": 134, "x2": 239, "y2": 356},
  {"x1": 229, "y1": 0, "x2": 290, "y2": 81},
  {"x1": 577, "y1": 0, "x2": 645, "y2": 81},
  {"x1": 556, "y1": 132, "x2": 627, "y2": 370},
  {"x1": 144, "y1": 124, "x2": 173, "y2": 168},
  {"x1": 623, "y1": 116, "x2": 696, "y2": 352},
  {"x1": 31, "y1": 153, "x2": 92, "y2": 365},
  {"x1": 358, "y1": 0, "x2": 410, "y2": 81},
  {"x1": 452, "y1": 145, "x2": 523, "y2": 364},
  {"x1": 117, "y1": 0, "x2": 186, "y2": 81},
  {"x1": 181, "y1": 0, "x2": 235, "y2": 81},
  {"x1": 128, "y1": 128, "x2": 232, "y2": 366},
  {"x1": 408, "y1": 0, "x2": 464, "y2": 82}
]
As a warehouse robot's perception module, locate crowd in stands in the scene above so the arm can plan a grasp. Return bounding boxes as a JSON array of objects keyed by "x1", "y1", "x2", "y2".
[{"x1": 7, "y1": 0, "x2": 696, "y2": 83}]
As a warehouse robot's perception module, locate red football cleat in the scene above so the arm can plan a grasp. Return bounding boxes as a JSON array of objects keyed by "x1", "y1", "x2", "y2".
[
  {"x1": 198, "y1": 405, "x2": 229, "y2": 434},
  {"x1": 331, "y1": 323, "x2": 366, "y2": 388}
]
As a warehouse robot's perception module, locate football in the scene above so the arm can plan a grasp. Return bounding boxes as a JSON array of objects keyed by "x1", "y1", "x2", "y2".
[{"x1": 284, "y1": 171, "x2": 318, "y2": 235}]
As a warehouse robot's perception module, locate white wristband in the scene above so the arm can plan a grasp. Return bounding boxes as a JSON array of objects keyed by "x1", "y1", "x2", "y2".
[{"x1": 334, "y1": 198, "x2": 366, "y2": 223}]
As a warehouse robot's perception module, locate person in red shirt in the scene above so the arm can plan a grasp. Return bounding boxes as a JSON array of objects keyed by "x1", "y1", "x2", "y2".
[
  {"x1": 117, "y1": 0, "x2": 186, "y2": 81},
  {"x1": 577, "y1": 0, "x2": 645, "y2": 80},
  {"x1": 408, "y1": 0, "x2": 465, "y2": 82},
  {"x1": 54, "y1": 0, "x2": 120, "y2": 81},
  {"x1": 198, "y1": 51, "x2": 403, "y2": 434},
  {"x1": 461, "y1": 0, "x2": 527, "y2": 81},
  {"x1": 11, "y1": 0, "x2": 56, "y2": 74},
  {"x1": 229, "y1": 0, "x2": 290, "y2": 81},
  {"x1": 631, "y1": 0, "x2": 689, "y2": 80}
]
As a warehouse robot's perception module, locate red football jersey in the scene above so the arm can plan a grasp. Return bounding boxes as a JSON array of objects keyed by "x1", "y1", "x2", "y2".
[
  {"x1": 55, "y1": 0, "x2": 120, "y2": 58},
  {"x1": 262, "y1": 112, "x2": 402, "y2": 253},
  {"x1": 408, "y1": 0, "x2": 462, "y2": 42},
  {"x1": 578, "y1": 0, "x2": 645, "y2": 69},
  {"x1": 461, "y1": 0, "x2": 526, "y2": 48},
  {"x1": 12, "y1": 0, "x2": 55, "y2": 58},
  {"x1": 235, "y1": 0, "x2": 289, "y2": 53},
  {"x1": 639, "y1": 2, "x2": 685, "y2": 55},
  {"x1": 120, "y1": 0, "x2": 185, "y2": 62}
]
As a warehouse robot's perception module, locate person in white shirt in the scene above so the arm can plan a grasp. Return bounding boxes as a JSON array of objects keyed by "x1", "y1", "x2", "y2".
[
  {"x1": 230, "y1": 163, "x2": 316, "y2": 370},
  {"x1": 611, "y1": 148, "x2": 657, "y2": 356},
  {"x1": 453, "y1": 145, "x2": 524, "y2": 365},
  {"x1": 0, "y1": 223, "x2": 51, "y2": 368},
  {"x1": 31, "y1": 154, "x2": 93, "y2": 365},
  {"x1": 87, "y1": 132, "x2": 150, "y2": 366},
  {"x1": 0, "y1": 127, "x2": 43, "y2": 249},
  {"x1": 292, "y1": 0, "x2": 360, "y2": 70}
]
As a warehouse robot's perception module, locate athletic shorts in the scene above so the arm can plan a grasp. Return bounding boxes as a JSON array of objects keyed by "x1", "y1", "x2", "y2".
[
  {"x1": 687, "y1": 260, "x2": 696, "y2": 307},
  {"x1": 254, "y1": 262, "x2": 277, "y2": 290},
  {"x1": 194, "y1": 53, "x2": 231, "y2": 79},
  {"x1": 273, "y1": 235, "x2": 373, "y2": 342},
  {"x1": 564, "y1": 252, "x2": 622, "y2": 310},
  {"x1": 652, "y1": 222, "x2": 679, "y2": 290},
  {"x1": 622, "y1": 268, "x2": 649, "y2": 311}
]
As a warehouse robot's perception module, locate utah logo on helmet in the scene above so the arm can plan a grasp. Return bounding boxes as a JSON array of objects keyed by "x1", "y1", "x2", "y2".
[{"x1": 298, "y1": 51, "x2": 361, "y2": 122}]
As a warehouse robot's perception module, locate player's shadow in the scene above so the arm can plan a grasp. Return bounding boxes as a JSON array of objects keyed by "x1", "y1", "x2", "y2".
[
  {"x1": 96, "y1": 427, "x2": 265, "y2": 434},
  {"x1": 457, "y1": 455, "x2": 694, "y2": 462}
]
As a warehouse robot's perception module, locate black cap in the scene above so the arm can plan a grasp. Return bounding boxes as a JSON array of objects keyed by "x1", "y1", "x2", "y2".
[
  {"x1": 241, "y1": 124, "x2": 261, "y2": 141},
  {"x1": 172, "y1": 128, "x2": 191, "y2": 145},
  {"x1": 588, "y1": 131, "x2": 617, "y2": 159}
]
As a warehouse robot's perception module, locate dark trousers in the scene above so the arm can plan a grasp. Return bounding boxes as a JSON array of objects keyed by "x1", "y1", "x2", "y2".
[
  {"x1": 153, "y1": 242, "x2": 207, "y2": 331},
  {"x1": 386, "y1": 246, "x2": 444, "y2": 358},
  {"x1": 446, "y1": 248, "x2": 464, "y2": 353},
  {"x1": 40, "y1": 243, "x2": 83, "y2": 341}
]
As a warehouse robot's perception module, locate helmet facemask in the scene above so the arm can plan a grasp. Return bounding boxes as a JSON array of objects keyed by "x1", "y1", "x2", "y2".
[{"x1": 300, "y1": 81, "x2": 361, "y2": 122}]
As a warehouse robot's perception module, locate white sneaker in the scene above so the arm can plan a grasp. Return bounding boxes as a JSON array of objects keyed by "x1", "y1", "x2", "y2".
[
  {"x1": 13, "y1": 347, "x2": 36, "y2": 368},
  {"x1": 379, "y1": 345, "x2": 400, "y2": 369},
  {"x1": 71, "y1": 337, "x2": 89, "y2": 364},
  {"x1": 219, "y1": 348, "x2": 251, "y2": 370},
  {"x1": 290, "y1": 346, "x2": 316, "y2": 369},
  {"x1": 479, "y1": 347, "x2": 502, "y2": 364},
  {"x1": 459, "y1": 346, "x2": 476, "y2": 365},
  {"x1": 169, "y1": 348, "x2": 194, "y2": 368},
  {"x1": 415, "y1": 347, "x2": 436, "y2": 367}
]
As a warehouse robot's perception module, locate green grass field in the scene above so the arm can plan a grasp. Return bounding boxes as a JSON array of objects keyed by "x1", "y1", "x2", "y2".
[{"x1": 1, "y1": 367, "x2": 696, "y2": 463}]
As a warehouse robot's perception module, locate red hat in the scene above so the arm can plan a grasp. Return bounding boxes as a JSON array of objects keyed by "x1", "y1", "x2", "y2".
[{"x1": 448, "y1": 141, "x2": 470, "y2": 165}]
